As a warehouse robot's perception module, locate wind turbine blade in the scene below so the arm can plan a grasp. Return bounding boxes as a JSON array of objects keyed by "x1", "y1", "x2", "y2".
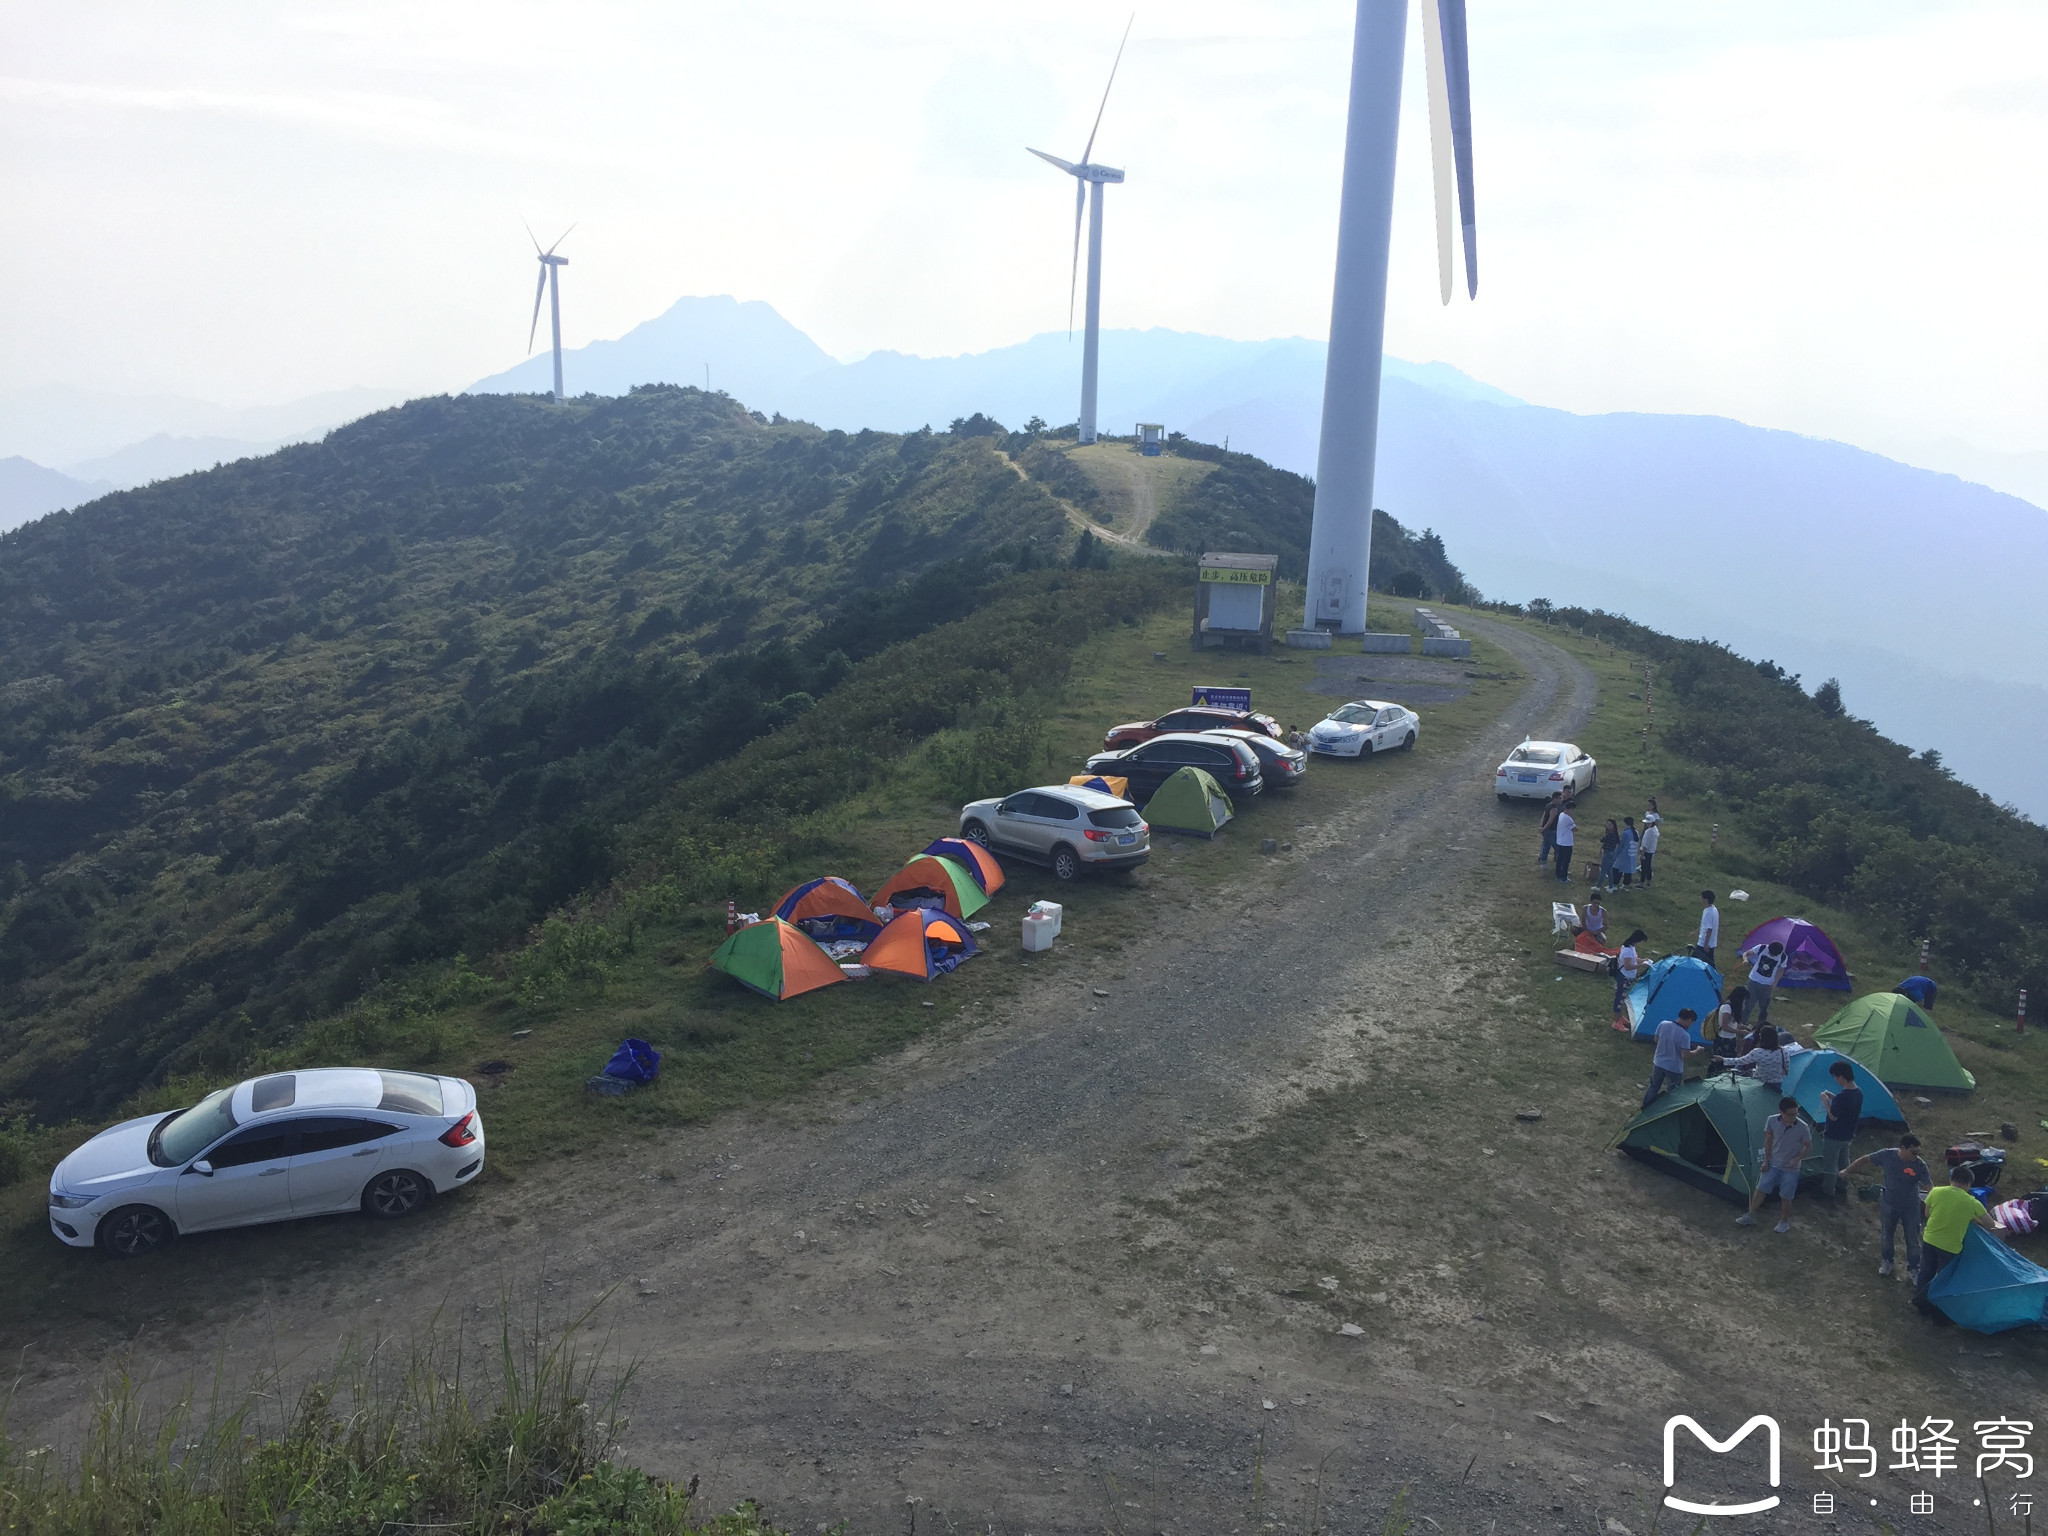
[
  {"x1": 1028, "y1": 147, "x2": 1081, "y2": 176},
  {"x1": 524, "y1": 220, "x2": 543, "y2": 255},
  {"x1": 1419, "y1": 0, "x2": 1456, "y2": 305},
  {"x1": 1067, "y1": 177, "x2": 1086, "y2": 338},
  {"x1": 528, "y1": 264, "x2": 548, "y2": 353},
  {"x1": 1438, "y1": 0, "x2": 1478, "y2": 298},
  {"x1": 546, "y1": 222, "x2": 577, "y2": 256},
  {"x1": 1080, "y1": 13, "x2": 1134, "y2": 165}
]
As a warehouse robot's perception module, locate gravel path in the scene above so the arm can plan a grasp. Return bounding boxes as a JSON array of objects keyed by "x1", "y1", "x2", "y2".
[{"x1": 14, "y1": 616, "x2": 1604, "y2": 1533}]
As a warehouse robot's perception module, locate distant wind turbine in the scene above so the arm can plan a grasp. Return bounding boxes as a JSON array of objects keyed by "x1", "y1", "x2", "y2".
[
  {"x1": 1303, "y1": 0, "x2": 1478, "y2": 635},
  {"x1": 526, "y1": 225, "x2": 574, "y2": 403},
  {"x1": 1028, "y1": 16, "x2": 1133, "y2": 446}
]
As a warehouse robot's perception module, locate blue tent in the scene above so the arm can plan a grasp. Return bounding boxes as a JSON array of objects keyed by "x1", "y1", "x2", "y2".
[
  {"x1": 1929, "y1": 1226, "x2": 2048, "y2": 1333},
  {"x1": 1628, "y1": 955, "x2": 1725, "y2": 1042},
  {"x1": 1780, "y1": 1049, "x2": 1906, "y2": 1127}
]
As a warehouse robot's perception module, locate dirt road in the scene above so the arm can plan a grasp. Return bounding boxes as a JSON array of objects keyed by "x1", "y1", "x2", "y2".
[{"x1": 13, "y1": 619, "x2": 2027, "y2": 1533}]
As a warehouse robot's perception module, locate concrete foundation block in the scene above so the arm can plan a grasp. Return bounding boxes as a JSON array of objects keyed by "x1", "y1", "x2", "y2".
[
  {"x1": 1422, "y1": 637, "x2": 1473, "y2": 658},
  {"x1": 1284, "y1": 628, "x2": 1333, "y2": 650},
  {"x1": 1358, "y1": 633, "x2": 1411, "y2": 653}
]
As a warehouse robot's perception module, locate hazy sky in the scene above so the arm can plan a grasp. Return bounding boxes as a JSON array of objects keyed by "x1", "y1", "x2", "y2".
[{"x1": 5, "y1": 2, "x2": 2045, "y2": 458}]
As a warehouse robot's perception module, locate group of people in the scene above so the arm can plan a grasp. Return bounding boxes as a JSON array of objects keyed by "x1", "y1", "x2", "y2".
[{"x1": 1539, "y1": 793, "x2": 1661, "y2": 891}]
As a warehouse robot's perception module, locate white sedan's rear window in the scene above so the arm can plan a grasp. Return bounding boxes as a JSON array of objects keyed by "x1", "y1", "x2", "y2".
[
  {"x1": 1509, "y1": 747, "x2": 1559, "y2": 765},
  {"x1": 376, "y1": 1071, "x2": 444, "y2": 1116}
]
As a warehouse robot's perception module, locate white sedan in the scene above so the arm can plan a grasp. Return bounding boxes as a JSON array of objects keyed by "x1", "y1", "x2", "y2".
[
  {"x1": 47, "y1": 1067, "x2": 485, "y2": 1257},
  {"x1": 1305, "y1": 699, "x2": 1419, "y2": 759},
  {"x1": 1495, "y1": 739, "x2": 1597, "y2": 801}
]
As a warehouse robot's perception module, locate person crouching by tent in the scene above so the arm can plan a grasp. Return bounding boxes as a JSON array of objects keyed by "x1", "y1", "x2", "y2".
[
  {"x1": 1538, "y1": 791, "x2": 1566, "y2": 869},
  {"x1": 1896, "y1": 975, "x2": 1937, "y2": 1010},
  {"x1": 1738, "y1": 1096, "x2": 1812, "y2": 1234},
  {"x1": 1914, "y1": 1166, "x2": 2002, "y2": 1320},
  {"x1": 1741, "y1": 939, "x2": 1789, "y2": 1025},
  {"x1": 1723, "y1": 1024, "x2": 1792, "y2": 1092},
  {"x1": 1643, "y1": 1007, "x2": 1705, "y2": 1109},
  {"x1": 1617, "y1": 817, "x2": 1640, "y2": 889},
  {"x1": 1612, "y1": 928, "x2": 1646, "y2": 1029},
  {"x1": 1816, "y1": 1059, "x2": 1863, "y2": 1198},
  {"x1": 1842, "y1": 1132, "x2": 1933, "y2": 1278}
]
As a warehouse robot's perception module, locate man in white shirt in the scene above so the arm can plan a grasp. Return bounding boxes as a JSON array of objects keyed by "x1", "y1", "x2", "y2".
[
  {"x1": 1553, "y1": 804, "x2": 1577, "y2": 884},
  {"x1": 1638, "y1": 805, "x2": 1661, "y2": 885},
  {"x1": 1742, "y1": 939, "x2": 1788, "y2": 1024},
  {"x1": 1695, "y1": 890, "x2": 1720, "y2": 968}
]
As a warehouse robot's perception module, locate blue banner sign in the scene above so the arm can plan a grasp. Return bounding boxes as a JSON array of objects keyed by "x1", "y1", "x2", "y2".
[{"x1": 1192, "y1": 686, "x2": 1252, "y2": 710}]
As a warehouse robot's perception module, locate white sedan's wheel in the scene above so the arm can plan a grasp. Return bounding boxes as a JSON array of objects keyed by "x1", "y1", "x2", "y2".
[{"x1": 364, "y1": 1169, "x2": 431, "y2": 1219}]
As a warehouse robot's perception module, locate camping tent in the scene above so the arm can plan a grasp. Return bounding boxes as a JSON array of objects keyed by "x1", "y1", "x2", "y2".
[
  {"x1": 1815, "y1": 993, "x2": 1976, "y2": 1093},
  {"x1": 1610, "y1": 1075, "x2": 1822, "y2": 1204},
  {"x1": 1928, "y1": 1225, "x2": 2048, "y2": 1333},
  {"x1": 1736, "y1": 917, "x2": 1851, "y2": 991},
  {"x1": 773, "y1": 877, "x2": 881, "y2": 940},
  {"x1": 1627, "y1": 955, "x2": 1724, "y2": 1040},
  {"x1": 863, "y1": 908, "x2": 980, "y2": 981},
  {"x1": 920, "y1": 838, "x2": 1006, "y2": 897},
  {"x1": 709, "y1": 918, "x2": 847, "y2": 1001},
  {"x1": 1779, "y1": 1049, "x2": 1906, "y2": 1127},
  {"x1": 1144, "y1": 766, "x2": 1233, "y2": 838},
  {"x1": 873, "y1": 854, "x2": 989, "y2": 920},
  {"x1": 1069, "y1": 774, "x2": 1130, "y2": 800}
]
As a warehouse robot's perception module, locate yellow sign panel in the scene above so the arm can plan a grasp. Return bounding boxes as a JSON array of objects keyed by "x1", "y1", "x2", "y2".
[{"x1": 1199, "y1": 566, "x2": 1271, "y2": 584}]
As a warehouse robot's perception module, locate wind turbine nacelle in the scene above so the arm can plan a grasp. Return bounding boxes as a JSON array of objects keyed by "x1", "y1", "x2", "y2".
[{"x1": 1082, "y1": 165, "x2": 1125, "y2": 184}]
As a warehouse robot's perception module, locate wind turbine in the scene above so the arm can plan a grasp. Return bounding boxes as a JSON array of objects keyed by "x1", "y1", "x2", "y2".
[
  {"x1": 1303, "y1": 0, "x2": 1477, "y2": 635},
  {"x1": 1028, "y1": 16, "x2": 1133, "y2": 446},
  {"x1": 526, "y1": 225, "x2": 574, "y2": 403}
]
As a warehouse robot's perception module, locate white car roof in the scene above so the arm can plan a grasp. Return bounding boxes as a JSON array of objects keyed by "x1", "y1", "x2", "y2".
[
  {"x1": 1328, "y1": 699, "x2": 1402, "y2": 714},
  {"x1": 1510, "y1": 740, "x2": 1575, "y2": 754},
  {"x1": 228, "y1": 1067, "x2": 434, "y2": 1119}
]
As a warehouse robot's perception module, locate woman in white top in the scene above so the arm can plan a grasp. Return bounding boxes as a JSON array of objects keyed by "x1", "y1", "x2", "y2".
[
  {"x1": 1639, "y1": 799, "x2": 1662, "y2": 885},
  {"x1": 1611, "y1": 928, "x2": 1647, "y2": 1027}
]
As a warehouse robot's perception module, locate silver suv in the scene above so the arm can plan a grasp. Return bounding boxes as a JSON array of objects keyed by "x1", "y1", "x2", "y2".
[{"x1": 959, "y1": 784, "x2": 1151, "y2": 882}]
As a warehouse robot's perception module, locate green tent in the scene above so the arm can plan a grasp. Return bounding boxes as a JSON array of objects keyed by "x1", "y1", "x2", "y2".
[
  {"x1": 1815, "y1": 992, "x2": 1975, "y2": 1094},
  {"x1": 1610, "y1": 1075, "x2": 1823, "y2": 1204},
  {"x1": 1144, "y1": 766, "x2": 1234, "y2": 839}
]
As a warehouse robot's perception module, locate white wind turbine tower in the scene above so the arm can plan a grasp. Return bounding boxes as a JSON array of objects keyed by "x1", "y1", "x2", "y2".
[
  {"x1": 526, "y1": 225, "x2": 574, "y2": 403},
  {"x1": 1303, "y1": 0, "x2": 1478, "y2": 634},
  {"x1": 1028, "y1": 17, "x2": 1133, "y2": 446}
]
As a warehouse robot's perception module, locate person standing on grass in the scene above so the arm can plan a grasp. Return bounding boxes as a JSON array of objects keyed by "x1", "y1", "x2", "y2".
[
  {"x1": 1842, "y1": 1132, "x2": 1933, "y2": 1277},
  {"x1": 1694, "y1": 891, "x2": 1720, "y2": 968},
  {"x1": 1741, "y1": 939, "x2": 1789, "y2": 1024},
  {"x1": 1613, "y1": 928, "x2": 1647, "y2": 1027},
  {"x1": 1617, "y1": 817, "x2": 1640, "y2": 889},
  {"x1": 1554, "y1": 802, "x2": 1577, "y2": 884},
  {"x1": 1639, "y1": 800, "x2": 1661, "y2": 884},
  {"x1": 1816, "y1": 1059, "x2": 1863, "y2": 1198},
  {"x1": 1538, "y1": 791, "x2": 1565, "y2": 869},
  {"x1": 1914, "y1": 1166, "x2": 2002, "y2": 1319},
  {"x1": 1597, "y1": 818, "x2": 1621, "y2": 892},
  {"x1": 1737, "y1": 1096, "x2": 1811, "y2": 1234},
  {"x1": 1643, "y1": 1007, "x2": 1704, "y2": 1107},
  {"x1": 1707, "y1": 986, "x2": 1746, "y2": 1058}
]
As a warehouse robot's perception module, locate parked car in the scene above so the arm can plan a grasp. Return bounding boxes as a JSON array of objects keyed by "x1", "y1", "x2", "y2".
[
  {"x1": 1495, "y1": 739, "x2": 1597, "y2": 800},
  {"x1": 1102, "y1": 705, "x2": 1283, "y2": 751},
  {"x1": 1306, "y1": 700, "x2": 1419, "y2": 759},
  {"x1": 48, "y1": 1068, "x2": 485, "y2": 1257},
  {"x1": 960, "y1": 783, "x2": 1150, "y2": 882},
  {"x1": 1085, "y1": 732, "x2": 1265, "y2": 804},
  {"x1": 1201, "y1": 727, "x2": 1308, "y2": 787}
]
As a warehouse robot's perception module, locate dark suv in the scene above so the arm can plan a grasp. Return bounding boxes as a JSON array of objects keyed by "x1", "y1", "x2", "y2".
[{"x1": 1084, "y1": 733, "x2": 1265, "y2": 803}]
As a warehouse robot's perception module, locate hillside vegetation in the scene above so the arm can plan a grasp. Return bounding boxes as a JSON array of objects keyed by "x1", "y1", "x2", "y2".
[{"x1": 0, "y1": 388, "x2": 1095, "y2": 1117}]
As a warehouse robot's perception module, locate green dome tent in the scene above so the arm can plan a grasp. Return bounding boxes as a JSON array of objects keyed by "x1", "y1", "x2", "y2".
[
  {"x1": 1144, "y1": 766, "x2": 1234, "y2": 839},
  {"x1": 1815, "y1": 993, "x2": 1975, "y2": 1094},
  {"x1": 1609, "y1": 1075, "x2": 1822, "y2": 1205}
]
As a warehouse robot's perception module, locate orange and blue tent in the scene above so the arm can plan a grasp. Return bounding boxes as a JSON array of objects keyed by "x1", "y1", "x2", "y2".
[
  {"x1": 709, "y1": 918, "x2": 846, "y2": 1001},
  {"x1": 1070, "y1": 774, "x2": 1129, "y2": 799},
  {"x1": 864, "y1": 908, "x2": 979, "y2": 981},
  {"x1": 773, "y1": 876, "x2": 881, "y2": 940},
  {"x1": 873, "y1": 854, "x2": 988, "y2": 919},
  {"x1": 920, "y1": 838, "x2": 1006, "y2": 897}
]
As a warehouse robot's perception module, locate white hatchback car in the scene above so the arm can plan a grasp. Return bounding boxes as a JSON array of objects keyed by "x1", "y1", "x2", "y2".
[
  {"x1": 1495, "y1": 739, "x2": 1597, "y2": 800},
  {"x1": 1306, "y1": 700, "x2": 1419, "y2": 759},
  {"x1": 48, "y1": 1067, "x2": 485, "y2": 1257}
]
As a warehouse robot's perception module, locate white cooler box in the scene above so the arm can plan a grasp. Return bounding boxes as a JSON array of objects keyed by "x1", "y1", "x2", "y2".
[{"x1": 1022, "y1": 901, "x2": 1063, "y2": 952}]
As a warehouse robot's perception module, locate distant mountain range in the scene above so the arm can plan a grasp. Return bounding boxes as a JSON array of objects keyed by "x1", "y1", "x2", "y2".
[{"x1": 472, "y1": 296, "x2": 2048, "y2": 817}]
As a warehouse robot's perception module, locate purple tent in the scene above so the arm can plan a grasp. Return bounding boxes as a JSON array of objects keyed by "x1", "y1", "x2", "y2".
[{"x1": 1738, "y1": 916, "x2": 1851, "y2": 991}]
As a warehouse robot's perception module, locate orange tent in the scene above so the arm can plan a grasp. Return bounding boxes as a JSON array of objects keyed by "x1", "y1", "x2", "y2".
[
  {"x1": 773, "y1": 876, "x2": 882, "y2": 939},
  {"x1": 1070, "y1": 774, "x2": 1130, "y2": 799},
  {"x1": 920, "y1": 838, "x2": 1006, "y2": 897},
  {"x1": 864, "y1": 909, "x2": 980, "y2": 981},
  {"x1": 873, "y1": 855, "x2": 988, "y2": 919},
  {"x1": 708, "y1": 918, "x2": 847, "y2": 1000}
]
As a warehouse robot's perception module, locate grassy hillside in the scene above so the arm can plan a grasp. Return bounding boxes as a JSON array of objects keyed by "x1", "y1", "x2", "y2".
[{"x1": 0, "y1": 388, "x2": 1084, "y2": 1117}]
